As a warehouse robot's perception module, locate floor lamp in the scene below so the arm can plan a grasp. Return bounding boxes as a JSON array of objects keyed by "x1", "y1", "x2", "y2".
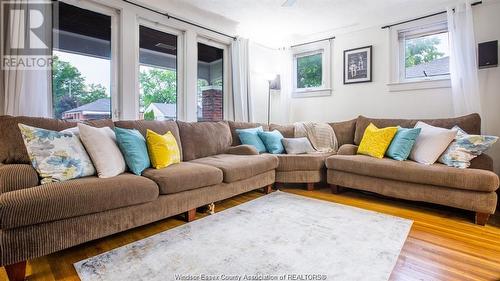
[{"x1": 267, "y1": 74, "x2": 281, "y2": 125}]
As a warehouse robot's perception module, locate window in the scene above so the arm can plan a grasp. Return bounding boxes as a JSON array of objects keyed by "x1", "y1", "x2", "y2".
[
  {"x1": 52, "y1": 2, "x2": 113, "y2": 121},
  {"x1": 292, "y1": 40, "x2": 331, "y2": 97},
  {"x1": 399, "y1": 22, "x2": 449, "y2": 80},
  {"x1": 296, "y1": 52, "x2": 323, "y2": 88},
  {"x1": 197, "y1": 42, "x2": 223, "y2": 121},
  {"x1": 139, "y1": 25, "x2": 178, "y2": 121}
]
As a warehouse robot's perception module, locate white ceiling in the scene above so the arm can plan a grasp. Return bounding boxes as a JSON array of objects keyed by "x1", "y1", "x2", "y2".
[{"x1": 139, "y1": 0, "x2": 463, "y2": 47}]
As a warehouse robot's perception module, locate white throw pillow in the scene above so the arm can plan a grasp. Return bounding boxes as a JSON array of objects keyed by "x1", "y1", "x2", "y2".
[
  {"x1": 409, "y1": 121, "x2": 457, "y2": 165},
  {"x1": 77, "y1": 123, "x2": 126, "y2": 178}
]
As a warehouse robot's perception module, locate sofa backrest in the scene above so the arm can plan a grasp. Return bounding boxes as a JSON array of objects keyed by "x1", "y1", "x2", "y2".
[
  {"x1": 0, "y1": 115, "x2": 113, "y2": 164},
  {"x1": 353, "y1": 113, "x2": 481, "y2": 145},
  {"x1": 114, "y1": 120, "x2": 182, "y2": 160},
  {"x1": 269, "y1": 124, "x2": 295, "y2": 138},
  {"x1": 329, "y1": 118, "x2": 357, "y2": 147},
  {"x1": 177, "y1": 121, "x2": 232, "y2": 161},
  {"x1": 228, "y1": 121, "x2": 269, "y2": 146}
]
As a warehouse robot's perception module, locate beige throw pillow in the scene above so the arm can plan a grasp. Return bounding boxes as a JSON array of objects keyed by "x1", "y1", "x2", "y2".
[
  {"x1": 409, "y1": 121, "x2": 457, "y2": 165},
  {"x1": 77, "y1": 123, "x2": 126, "y2": 178}
]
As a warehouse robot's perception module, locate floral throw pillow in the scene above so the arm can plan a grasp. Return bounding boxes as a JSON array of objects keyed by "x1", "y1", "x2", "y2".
[
  {"x1": 18, "y1": 124, "x2": 96, "y2": 184},
  {"x1": 439, "y1": 126, "x2": 498, "y2": 169}
]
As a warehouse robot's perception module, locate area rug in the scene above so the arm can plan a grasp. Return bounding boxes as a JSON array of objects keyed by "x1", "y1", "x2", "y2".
[{"x1": 74, "y1": 191, "x2": 412, "y2": 281}]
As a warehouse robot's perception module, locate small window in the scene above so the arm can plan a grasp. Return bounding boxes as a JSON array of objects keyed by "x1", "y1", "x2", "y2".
[
  {"x1": 296, "y1": 52, "x2": 323, "y2": 88},
  {"x1": 52, "y1": 2, "x2": 112, "y2": 121},
  {"x1": 399, "y1": 22, "x2": 449, "y2": 81}
]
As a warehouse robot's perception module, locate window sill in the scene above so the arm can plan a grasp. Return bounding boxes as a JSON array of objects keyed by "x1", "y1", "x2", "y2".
[
  {"x1": 292, "y1": 88, "x2": 332, "y2": 98},
  {"x1": 387, "y1": 78, "x2": 451, "y2": 92}
]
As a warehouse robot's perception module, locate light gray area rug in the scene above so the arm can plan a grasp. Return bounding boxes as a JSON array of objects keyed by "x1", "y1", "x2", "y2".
[{"x1": 75, "y1": 191, "x2": 412, "y2": 281}]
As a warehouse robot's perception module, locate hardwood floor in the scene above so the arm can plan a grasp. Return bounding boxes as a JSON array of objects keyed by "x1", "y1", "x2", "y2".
[{"x1": 1, "y1": 186, "x2": 499, "y2": 281}]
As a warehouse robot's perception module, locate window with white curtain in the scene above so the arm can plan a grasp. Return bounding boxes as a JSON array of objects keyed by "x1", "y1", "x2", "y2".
[{"x1": 398, "y1": 21, "x2": 450, "y2": 81}]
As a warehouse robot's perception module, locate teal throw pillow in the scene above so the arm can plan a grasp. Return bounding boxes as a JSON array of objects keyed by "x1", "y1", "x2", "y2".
[
  {"x1": 386, "y1": 127, "x2": 421, "y2": 161},
  {"x1": 115, "y1": 127, "x2": 151, "y2": 175},
  {"x1": 258, "y1": 130, "x2": 284, "y2": 154},
  {"x1": 236, "y1": 126, "x2": 267, "y2": 153}
]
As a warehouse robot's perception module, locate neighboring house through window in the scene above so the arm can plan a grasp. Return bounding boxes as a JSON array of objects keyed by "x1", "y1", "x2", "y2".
[{"x1": 388, "y1": 14, "x2": 450, "y2": 91}]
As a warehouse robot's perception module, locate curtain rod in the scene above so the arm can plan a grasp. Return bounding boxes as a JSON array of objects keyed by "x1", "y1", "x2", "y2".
[
  {"x1": 381, "y1": 1, "x2": 482, "y2": 29},
  {"x1": 291, "y1": 36, "x2": 335, "y2": 48},
  {"x1": 121, "y1": 0, "x2": 237, "y2": 40}
]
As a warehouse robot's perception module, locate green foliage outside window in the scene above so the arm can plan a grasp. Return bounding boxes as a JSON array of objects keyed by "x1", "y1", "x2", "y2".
[
  {"x1": 405, "y1": 36, "x2": 445, "y2": 68},
  {"x1": 52, "y1": 56, "x2": 108, "y2": 118},
  {"x1": 297, "y1": 53, "x2": 322, "y2": 88},
  {"x1": 139, "y1": 68, "x2": 177, "y2": 109}
]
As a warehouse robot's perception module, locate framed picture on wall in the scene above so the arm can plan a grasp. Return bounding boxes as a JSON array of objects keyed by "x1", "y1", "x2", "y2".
[{"x1": 344, "y1": 45, "x2": 372, "y2": 84}]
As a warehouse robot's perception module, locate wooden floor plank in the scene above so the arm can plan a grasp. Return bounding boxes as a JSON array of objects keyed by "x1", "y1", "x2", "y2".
[{"x1": 0, "y1": 187, "x2": 499, "y2": 281}]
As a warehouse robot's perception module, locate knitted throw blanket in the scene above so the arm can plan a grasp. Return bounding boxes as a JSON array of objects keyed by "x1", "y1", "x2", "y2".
[{"x1": 293, "y1": 122, "x2": 338, "y2": 153}]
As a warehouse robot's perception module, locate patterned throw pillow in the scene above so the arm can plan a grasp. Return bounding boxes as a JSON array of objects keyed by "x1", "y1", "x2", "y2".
[
  {"x1": 18, "y1": 124, "x2": 95, "y2": 184},
  {"x1": 439, "y1": 126, "x2": 498, "y2": 168},
  {"x1": 357, "y1": 123, "x2": 398, "y2": 158}
]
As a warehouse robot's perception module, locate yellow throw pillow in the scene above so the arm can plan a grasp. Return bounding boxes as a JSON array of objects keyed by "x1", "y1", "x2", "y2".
[
  {"x1": 146, "y1": 129, "x2": 181, "y2": 169},
  {"x1": 357, "y1": 123, "x2": 398, "y2": 159}
]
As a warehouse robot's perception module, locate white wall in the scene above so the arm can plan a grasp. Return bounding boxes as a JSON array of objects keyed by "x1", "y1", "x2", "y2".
[
  {"x1": 249, "y1": 43, "x2": 281, "y2": 123},
  {"x1": 276, "y1": 1, "x2": 500, "y2": 174}
]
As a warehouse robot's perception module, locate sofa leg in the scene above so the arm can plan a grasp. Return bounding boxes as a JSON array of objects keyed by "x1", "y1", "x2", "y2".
[
  {"x1": 262, "y1": 184, "x2": 273, "y2": 194},
  {"x1": 5, "y1": 261, "x2": 26, "y2": 281},
  {"x1": 306, "y1": 183, "x2": 314, "y2": 191},
  {"x1": 330, "y1": 184, "x2": 342, "y2": 194},
  {"x1": 475, "y1": 212, "x2": 490, "y2": 226},
  {"x1": 185, "y1": 209, "x2": 196, "y2": 222}
]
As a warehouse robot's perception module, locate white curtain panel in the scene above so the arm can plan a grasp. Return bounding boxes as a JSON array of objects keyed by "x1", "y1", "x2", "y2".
[
  {"x1": 447, "y1": 0, "x2": 482, "y2": 116},
  {"x1": 2, "y1": 0, "x2": 51, "y2": 117},
  {"x1": 230, "y1": 37, "x2": 251, "y2": 122},
  {"x1": 277, "y1": 47, "x2": 292, "y2": 124}
]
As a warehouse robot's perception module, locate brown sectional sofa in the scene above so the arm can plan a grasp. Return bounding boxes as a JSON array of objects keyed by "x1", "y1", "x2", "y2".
[
  {"x1": 0, "y1": 114, "x2": 498, "y2": 281},
  {"x1": 327, "y1": 114, "x2": 499, "y2": 226}
]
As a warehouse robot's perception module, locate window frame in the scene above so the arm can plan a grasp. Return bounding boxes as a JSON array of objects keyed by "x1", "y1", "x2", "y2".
[
  {"x1": 196, "y1": 36, "x2": 229, "y2": 121},
  {"x1": 388, "y1": 13, "x2": 451, "y2": 91},
  {"x1": 54, "y1": 0, "x2": 119, "y2": 120},
  {"x1": 291, "y1": 40, "x2": 331, "y2": 98},
  {"x1": 135, "y1": 19, "x2": 184, "y2": 121}
]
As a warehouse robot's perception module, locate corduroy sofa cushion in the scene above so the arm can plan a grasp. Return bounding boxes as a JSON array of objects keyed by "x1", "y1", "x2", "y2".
[
  {"x1": 0, "y1": 173, "x2": 159, "y2": 229},
  {"x1": 269, "y1": 124, "x2": 295, "y2": 138},
  {"x1": 177, "y1": 121, "x2": 232, "y2": 161},
  {"x1": 190, "y1": 154, "x2": 278, "y2": 183},
  {"x1": 329, "y1": 118, "x2": 357, "y2": 147},
  {"x1": 114, "y1": 120, "x2": 182, "y2": 160},
  {"x1": 228, "y1": 121, "x2": 269, "y2": 146},
  {"x1": 353, "y1": 114, "x2": 481, "y2": 145},
  {"x1": 142, "y1": 162, "x2": 223, "y2": 194},
  {"x1": 0, "y1": 115, "x2": 113, "y2": 164},
  {"x1": 276, "y1": 152, "x2": 334, "y2": 172},
  {"x1": 0, "y1": 164, "x2": 39, "y2": 193},
  {"x1": 326, "y1": 155, "x2": 499, "y2": 192}
]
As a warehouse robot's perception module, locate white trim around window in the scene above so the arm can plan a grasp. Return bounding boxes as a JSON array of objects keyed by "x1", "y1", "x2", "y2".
[
  {"x1": 387, "y1": 13, "x2": 451, "y2": 92},
  {"x1": 291, "y1": 40, "x2": 332, "y2": 98}
]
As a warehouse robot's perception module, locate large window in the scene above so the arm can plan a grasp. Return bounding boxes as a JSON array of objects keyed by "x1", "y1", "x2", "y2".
[
  {"x1": 399, "y1": 22, "x2": 450, "y2": 81},
  {"x1": 197, "y1": 43, "x2": 223, "y2": 121},
  {"x1": 139, "y1": 26, "x2": 178, "y2": 121},
  {"x1": 52, "y1": 2, "x2": 112, "y2": 121}
]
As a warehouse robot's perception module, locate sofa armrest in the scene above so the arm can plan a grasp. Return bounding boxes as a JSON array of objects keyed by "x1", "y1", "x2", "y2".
[
  {"x1": 226, "y1": 145, "x2": 259, "y2": 155},
  {"x1": 337, "y1": 144, "x2": 358, "y2": 156},
  {"x1": 0, "y1": 164, "x2": 39, "y2": 194},
  {"x1": 470, "y1": 154, "x2": 494, "y2": 171}
]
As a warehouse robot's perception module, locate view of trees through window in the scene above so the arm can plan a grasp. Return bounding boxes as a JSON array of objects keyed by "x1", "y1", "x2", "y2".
[
  {"x1": 139, "y1": 66, "x2": 177, "y2": 121},
  {"x1": 52, "y1": 54, "x2": 109, "y2": 119},
  {"x1": 404, "y1": 32, "x2": 449, "y2": 79},
  {"x1": 296, "y1": 53, "x2": 322, "y2": 89}
]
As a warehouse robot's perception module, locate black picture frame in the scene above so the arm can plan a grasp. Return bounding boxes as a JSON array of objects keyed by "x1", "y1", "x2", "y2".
[{"x1": 343, "y1": 45, "x2": 372, "y2": 84}]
